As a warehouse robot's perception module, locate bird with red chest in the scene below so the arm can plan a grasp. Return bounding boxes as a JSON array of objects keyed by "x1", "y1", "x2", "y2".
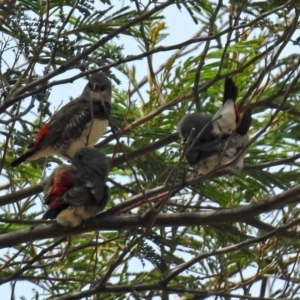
[
  {"x1": 42, "y1": 165, "x2": 75, "y2": 220},
  {"x1": 42, "y1": 147, "x2": 110, "y2": 227},
  {"x1": 177, "y1": 77, "x2": 252, "y2": 175},
  {"x1": 11, "y1": 72, "x2": 112, "y2": 167}
]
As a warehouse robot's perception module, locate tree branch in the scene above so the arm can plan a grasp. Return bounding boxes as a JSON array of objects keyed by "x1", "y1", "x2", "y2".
[
  {"x1": 1, "y1": 181, "x2": 300, "y2": 248},
  {"x1": 0, "y1": 0, "x2": 289, "y2": 112}
]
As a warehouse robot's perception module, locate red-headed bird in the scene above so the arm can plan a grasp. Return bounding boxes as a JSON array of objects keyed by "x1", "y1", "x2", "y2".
[
  {"x1": 177, "y1": 77, "x2": 252, "y2": 175},
  {"x1": 42, "y1": 147, "x2": 110, "y2": 227},
  {"x1": 11, "y1": 72, "x2": 112, "y2": 167}
]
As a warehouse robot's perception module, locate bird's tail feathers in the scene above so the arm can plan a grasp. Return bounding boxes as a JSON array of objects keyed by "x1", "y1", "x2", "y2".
[
  {"x1": 96, "y1": 184, "x2": 110, "y2": 210},
  {"x1": 11, "y1": 151, "x2": 34, "y2": 167},
  {"x1": 42, "y1": 207, "x2": 63, "y2": 220}
]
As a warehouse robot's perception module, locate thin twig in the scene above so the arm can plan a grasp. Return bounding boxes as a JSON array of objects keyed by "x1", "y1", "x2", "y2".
[{"x1": 0, "y1": 0, "x2": 289, "y2": 112}]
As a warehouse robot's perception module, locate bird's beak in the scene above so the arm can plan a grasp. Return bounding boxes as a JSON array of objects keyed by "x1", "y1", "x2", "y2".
[
  {"x1": 65, "y1": 154, "x2": 73, "y2": 164},
  {"x1": 90, "y1": 83, "x2": 101, "y2": 92},
  {"x1": 88, "y1": 82, "x2": 99, "y2": 93}
]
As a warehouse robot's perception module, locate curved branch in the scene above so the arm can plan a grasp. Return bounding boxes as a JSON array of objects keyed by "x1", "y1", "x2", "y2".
[
  {"x1": 0, "y1": 0, "x2": 175, "y2": 112},
  {"x1": 0, "y1": 183, "x2": 44, "y2": 206},
  {"x1": 0, "y1": 0, "x2": 290, "y2": 112},
  {"x1": 1, "y1": 182, "x2": 300, "y2": 248},
  {"x1": 54, "y1": 284, "x2": 277, "y2": 300},
  {"x1": 54, "y1": 216, "x2": 300, "y2": 300}
]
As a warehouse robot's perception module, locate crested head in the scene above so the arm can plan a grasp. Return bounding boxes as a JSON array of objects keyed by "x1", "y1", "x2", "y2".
[
  {"x1": 82, "y1": 72, "x2": 112, "y2": 103},
  {"x1": 223, "y1": 77, "x2": 238, "y2": 104},
  {"x1": 72, "y1": 147, "x2": 109, "y2": 177}
]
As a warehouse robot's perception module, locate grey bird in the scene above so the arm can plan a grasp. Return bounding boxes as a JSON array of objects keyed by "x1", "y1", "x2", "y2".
[
  {"x1": 42, "y1": 147, "x2": 110, "y2": 227},
  {"x1": 177, "y1": 78, "x2": 252, "y2": 174},
  {"x1": 11, "y1": 72, "x2": 112, "y2": 167}
]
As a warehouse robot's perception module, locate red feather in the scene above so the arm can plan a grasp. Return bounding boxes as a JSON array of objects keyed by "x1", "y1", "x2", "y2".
[
  {"x1": 11, "y1": 123, "x2": 52, "y2": 167},
  {"x1": 234, "y1": 105, "x2": 241, "y2": 123},
  {"x1": 29, "y1": 123, "x2": 50, "y2": 150},
  {"x1": 48, "y1": 168, "x2": 74, "y2": 210}
]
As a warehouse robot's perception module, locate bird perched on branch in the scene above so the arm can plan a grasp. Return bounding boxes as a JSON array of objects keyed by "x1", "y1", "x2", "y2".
[
  {"x1": 42, "y1": 147, "x2": 110, "y2": 227},
  {"x1": 177, "y1": 77, "x2": 252, "y2": 175},
  {"x1": 11, "y1": 72, "x2": 112, "y2": 167}
]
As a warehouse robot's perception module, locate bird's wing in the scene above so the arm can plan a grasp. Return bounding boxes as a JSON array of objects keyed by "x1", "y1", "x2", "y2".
[
  {"x1": 185, "y1": 137, "x2": 237, "y2": 165},
  {"x1": 58, "y1": 185, "x2": 93, "y2": 206},
  {"x1": 185, "y1": 139, "x2": 223, "y2": 165},
  {"x1": 42, "y1": 167, "x2": 73, "y2": 220},
  {"x1": 38, "y1": 98, "x2": 111, "y2": 151},
  {"x1": 43, "y1": 166, "x2": 75, "y2": 205},
  {"x1": 237, "y1": 106, "x2": 252, "y2": 135},
  {"x1": 178, "y1": 113, "x2": 213, "y2": 142},
  {"x1": 57, "y1": 184, "x2": 110, "y2": 210},
  {"x1": 27, "y1": 98, "x2": 90, "y2": 152}
]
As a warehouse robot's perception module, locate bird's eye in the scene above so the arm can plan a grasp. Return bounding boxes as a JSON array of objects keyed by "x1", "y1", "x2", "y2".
[
  {"x1": 77, "y1": 154, "x2": 83, "y2": 160},
  {"x1": 100, "y1": 84, "x2": 107, "y2": 91}
]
